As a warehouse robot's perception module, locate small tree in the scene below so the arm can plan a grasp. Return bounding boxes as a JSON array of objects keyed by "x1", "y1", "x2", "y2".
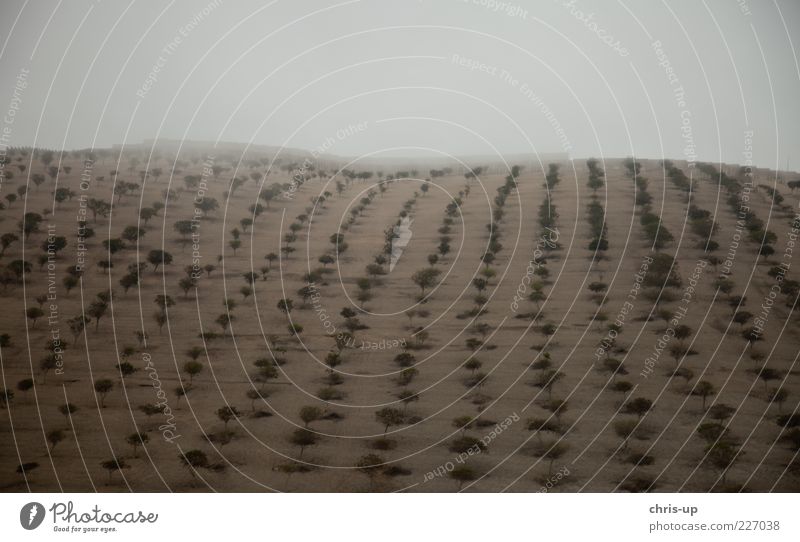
[
  {"x1": 179, "y1": 277, "x2": 197, "y2": 297},
  {"x1": 87, "y1": 299, "x2": 109, "y2": 331},
  {"x1": 299, "y1": 406, "x2": 323, "y2": 428},
  {"x1": 102, "y1": 238, "x2": 125, "y2": 260},
  {"x1": 325, "y1": 351, "x2": 342, "y2": 371},
  {"x1": 624, "y1": 397, "x2": 653, "y2": 419},
  {"x1": 532, "y1": 369, "x2": 564, "y2": 398},
  {"x1": 116, "y1": 362, "x2": 137, "y2": 379},
  {"x1": 614, "y1": 419, "x2": 638, "y2": 450},
  {"x1": 290, "y1": 428, "x2": 318, "y2": 458},
  {"x1": 58, "y1": 403, "x2": 78, "y2": 424},
  {"x1": 47, "y1": 429, "x2": 64, "y2": 452},
  {"x1": 26, "y1": 307, "x2": 44, "y2": 328},
  {"x1": 216, "y1": 406, "x2": 240, "y2": 430},
  {"x1": 0, "y1": 232, "x2": 19, "y2": 255},
  {"x1": 215, "y1": 313, "x2": 234, "y2": 334},
  {"x1": 464, "y1": 358, "x2": 483, "y2": 375},
  {"x1": 752, "y1": 366, "x2": 781, "y2": 394},
  {"x1": 667, "y1": 342, "x2": 691, "y2": 366},
  {"x1": 126, "y1": 432, "x2": 149, "y2": 458},
  {"x1": 732, "y1": 311, "x2": 752, "y2": 327},
  {"x1": 17, "y1": 378, "x2": 35, "y2": 395},
  {"x1": 411, "y1": 267, "x2": 441, "y2": 296},
  {"x1": 183, "y1": 361, "x2": 203, "y2": 383},
  {"x1": 175, "y1": 385, "x2": 188, "y2": 407},
  {"x1": 707, "y1": 404, "x2": 736, "y2": 425},
  {"x1": 154, "y1": 294, "x2": 175, "y2": 313},
  {"x1": 672, "y1": 368, "x2": 694, "y2": 386},
  {"x1": 153, "y1": 312, "x2": 168, "y2": 333},
  {"x1": 100, "y1": 457, "x2": 129, "y2": 484},
  {"x1": 398, "y1": 390, "x2": 419, "y2": 412},
  {"x1": 147, "y1": 250, "x2": 173, "y2": 271},
  {"x1": 246, "y1": 388, "x2": 268, "y2": 411},
  {"x1": 541, "y1": 399, "x2": 568, "y2": 422},
  {"x1": 691, "y1": 381, "x2": 716, "y2": 411},
  {"x1": 179, "y1": 449, "x2": 209, "y2": 480},
  {"x1": 140, "y1": 207, "x2": 157, "y2": 224},
  {"x1": 768, "y1": 388, "x2": 789, "y2": 413},
  {"x1": 39, "y1": 355, "x2": 58, "y2": 383},
  {"x1": 356, "y1": 454, "x2": 384, "y2": 490},
  {"x1": 705, "y1": 442, "x2": 741, "y2": 487},
  {"x1": 697, "y1": 422, "x2": 730, "y2": 444},
  {"x1": 94, "y1": 378, "x2": 114, "y2": 408},
  {"x1": 16, "y1": 462, "x2": 39, "y2": 480},
  {"x1": 121, "y1": 225, "x2": 144, "y2": 244},
  {"x1": 538, "y1": 442, "x2": 569, "y2": 477},
  {"x1": 375, "y1": 407, "x2": 404, "y2": 435},
  {"x1": 139, "y1": 403, "x2": 165, "y2": 422},
  {"x1": 186, "y1": 346, "x2": 204, "y2": 360},
  {"x1": 277, "y1": 298, "x2": 294, "y2": 315},
  {"x1": 741, "y1": 326, "x2": 763, "y2": 344},
  {"x1": 452, "y1": 415, "x2": 475, "y2": 436},
  {"x1": 394, "y1": 352, "x2": 416, "y2": 368},
  {"x1": 398, "y1": 368, "x2": 418, "y2": 387},
  {"x1": 449, "y1": 465, "x2": 477, "y2": 490},
  {"x1": 674, "y1": 324, "x2": 693, "y2": 343},
  {"x1": 0, "y1": 388, "x2": 14, "y2": 408},
  {"x1": 229, "y1": 239, "x2": 242, "y2": 255}
]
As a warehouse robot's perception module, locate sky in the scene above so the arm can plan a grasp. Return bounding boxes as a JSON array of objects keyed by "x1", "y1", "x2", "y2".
[{"x1": 0, "y1": 0, "x2": 798, "y2": 170}]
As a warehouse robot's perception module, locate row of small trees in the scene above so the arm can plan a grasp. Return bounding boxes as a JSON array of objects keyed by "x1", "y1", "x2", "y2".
[
  {"x1": 665, "y1": 162, "x2": 719, "y2": 252},
  {"x1": 699, "y1": 163, "x2": 778, "y2": 261},
  {"x1": 624, "y1": 161, "x2": 674, "y2": 250},
  {"x1": 586, "y1": 159, "x2": 608, "y2": 254}
]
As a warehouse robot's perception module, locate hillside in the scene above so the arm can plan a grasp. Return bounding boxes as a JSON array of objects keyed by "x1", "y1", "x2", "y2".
[{"x1": 0, "y1": 147, "x2": 798, "y2": 492}]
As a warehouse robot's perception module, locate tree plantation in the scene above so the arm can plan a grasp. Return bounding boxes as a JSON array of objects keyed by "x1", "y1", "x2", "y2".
[{"x1": 0, "y1": 147, "x2": 798, "y2": 492}]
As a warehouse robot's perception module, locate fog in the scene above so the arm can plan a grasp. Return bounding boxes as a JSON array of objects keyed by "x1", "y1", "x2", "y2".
[{"x1": 1, "y1": 0, "x2": 798, "y2": 169}]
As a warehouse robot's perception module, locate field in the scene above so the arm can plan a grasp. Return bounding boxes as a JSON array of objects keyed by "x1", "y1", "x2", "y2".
[{"x1": 1, "y1": 147, "x2": 798, "y2": 492}]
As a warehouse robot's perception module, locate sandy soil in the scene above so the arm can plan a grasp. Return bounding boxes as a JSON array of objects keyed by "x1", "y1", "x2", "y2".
[{"x1": 0, "y1": 149, "x2": 798, "y2": 492}]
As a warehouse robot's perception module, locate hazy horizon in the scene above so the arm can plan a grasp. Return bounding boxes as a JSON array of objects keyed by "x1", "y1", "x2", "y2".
[{"x1": 1, "y1": 0, "x2": 799, "y2": 170}]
